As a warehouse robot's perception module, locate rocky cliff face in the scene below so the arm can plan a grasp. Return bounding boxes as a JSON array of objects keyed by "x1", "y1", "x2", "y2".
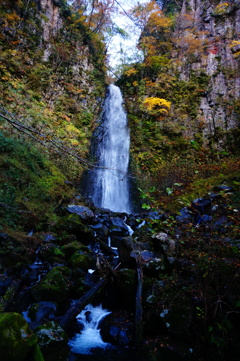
[
  {"x1": 172, "y1": 0, "x2": 240, "y2": 137},
  {"x1": 0, "y1": 0, "x2": 106, "y2": 171}
]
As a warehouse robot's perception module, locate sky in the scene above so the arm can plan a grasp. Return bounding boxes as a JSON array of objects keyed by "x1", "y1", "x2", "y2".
[{"x1": 107, "y1": 0, "x2": 148, "y2": 69}]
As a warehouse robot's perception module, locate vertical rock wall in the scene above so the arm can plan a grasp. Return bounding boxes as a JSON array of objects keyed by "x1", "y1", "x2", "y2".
[{"x1": 173, "y1": 0, "x2": 240, "y2": 137}]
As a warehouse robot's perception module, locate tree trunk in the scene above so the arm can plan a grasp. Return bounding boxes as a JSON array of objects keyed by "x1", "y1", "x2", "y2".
[{"x1": 135, "y1": 255, "x2": 143, "y2": 346}]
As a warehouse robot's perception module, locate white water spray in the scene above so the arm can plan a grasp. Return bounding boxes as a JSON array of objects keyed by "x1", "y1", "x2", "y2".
[
  {"x1": 68, "y1": 304, "x2": 111, "y2": 354},
  {"x1": 87, "y1": 84, "x2": 131, "y2": 213}
]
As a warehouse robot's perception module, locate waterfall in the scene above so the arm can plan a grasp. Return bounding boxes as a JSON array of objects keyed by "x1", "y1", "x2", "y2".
[
  {"x1": 68, "y1": 304, "x2": 111, "y2": 354},
  {"x1": 86, "y1": 84, "x2": 131, "y2": 213}
]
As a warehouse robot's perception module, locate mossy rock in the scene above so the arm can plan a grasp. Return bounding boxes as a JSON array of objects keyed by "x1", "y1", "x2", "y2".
[
  {"x1": 0, "y1": 312, "x2": 44, "y2": 361},
  {"x1": 31, "y1": 266, "x2": 70, "y2": 303},
  {"x1": 69, "y1": 251, "x2": 91, "y2": 271},
  {"x1": 35, "y1": 321, "x2": 68, "y2": 361},
  {"x1": 61, "y1": 241, "x2": 89, "y2": 259},
  {"x1": 53, "y1": 214, "x2": 93, "y2": 243}
]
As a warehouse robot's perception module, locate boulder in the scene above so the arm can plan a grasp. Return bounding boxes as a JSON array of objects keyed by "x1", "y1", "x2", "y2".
[
  {"x1": 130, "y1": 250, "x2": 166, "y2": 276},
  {"x1": 23, "y1": 301, "x2": 57, "y2": 330},
  {"x1": 151, "y1": 232, "x2": 176, "y2": 256},
  {"x1": 0, "y1": 312, "x2": 44, "y2": 361},
  {"x1": 100, "y1": 311, "x2": 134, "y2": 347},
  {"x1": 109, "y1": 217, "x2": 130, "y2": 236},
  {"x1": 117, "y1": 236, "x2": 134, "y2": 264},
  {"x1": 35, "y1": 321, "x2": 68, "y2": 361},
  {"x1": 61, "y1": 241, "x2": 89, "y2": 259},
  {"x1": 67, "y1": 205, "x2": 94, "y2": 223},
  {"x1": 90, "y1": 223, "x2": 109, "y2": 238},
  {"x1": 54, "y1": 214, "x2": 93, "y2": 244},
  {"x1": 70, "y1": 251, "x2": 92, "y2": 271},
  {"x1": 31, "y1": 266, "x2": 70, "y2": 303}
]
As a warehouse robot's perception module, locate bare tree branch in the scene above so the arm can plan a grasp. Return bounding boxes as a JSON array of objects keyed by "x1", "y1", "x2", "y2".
[{"x1": 0, "y1": 107, "x2": 138, "y2": 180}]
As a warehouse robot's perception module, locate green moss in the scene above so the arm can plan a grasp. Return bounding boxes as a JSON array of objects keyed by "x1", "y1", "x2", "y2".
[
  {"x1": 35, "y1": 321, "x2": 68, "y2": 361},
  {"x1": 70, "y1": 251, "x2": 90, "y2": 270},
  {"x1": 53, "y1": 214, "x2": 93, "y2": 241},
  {"x1": 61, "y1": 241, "x2": 89, "y2": 259},
  {"x1": 0, "y1": 132, "x2": 76, "y2": 230},
  {"x1": 0, "y1": 312, "x2": 43, "y2": 361},
  {"x1": 31, "y1": 266, "x2": 70, "y2": 303}
]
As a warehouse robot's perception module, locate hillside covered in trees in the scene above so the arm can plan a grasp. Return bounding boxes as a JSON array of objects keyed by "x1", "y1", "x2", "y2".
[{"x1": 0, "y1": 1, "x2": 240, "y2": 361}]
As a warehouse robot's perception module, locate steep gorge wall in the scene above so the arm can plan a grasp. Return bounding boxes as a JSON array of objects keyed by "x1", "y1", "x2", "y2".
[
  {"x1": 0, "y1": 0, "x2": 106, "y2": 173},
  {"x1": 171, "y1": 0, "x2": 240, "y2": 137}
]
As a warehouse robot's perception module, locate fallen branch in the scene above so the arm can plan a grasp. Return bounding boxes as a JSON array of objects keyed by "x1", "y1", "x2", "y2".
[{"x1": 60, "y1": 275, "x2": 109, "y2": 332}]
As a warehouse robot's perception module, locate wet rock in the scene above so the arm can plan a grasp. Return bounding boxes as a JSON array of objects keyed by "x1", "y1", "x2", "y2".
[
  {"x1": 213, "y1": 215, "x2": 232, "y2": 231},
  {"x1": 69, "y1": 251, "x2": 93, "y2": 271},
  {"x1": 0, "y1": 279, "x2": 21, "y2": 312},
  {"x1": 23, "y1": 301, "x2": 57, "y2": 330},
  {"x1": 32, "y1": 266, "x2": 70, "y2": 303},
  {"x1": 38, "y1": 243, "x2": 58, "y2": 261},
  {"x1": 0, "y1": 275, "x2": 12, "y2": 296},
  {"x1": 67, "y1": 205, "x2": 94, "y2": 223},
  {"x1": 192, "y1": 196, "x2": 212, "y2": 214},
  {"x1": 109, "y1": 217, "x2": 129, "y2": 236},
  {"x1": 131, "y1": 250, "x2": 166, "y2": 274},
  {"x1": 109, "y1": 326, "x2": 130, "y2": 345},
  {"x1": 117, "y1": 236, "x2": 134, "y2": 264},
  {"x1": 54, "y1": 214, "x2": 94, "y2": 244},
  {"x1": 61, "y1": 241, "x2": 89, "y2": 259},
  {"x1": 0, "y1": 312, "x2": 44, "y2": 361},
  {"x1": 90, "y1": 223, "x2": 109, "y2": 238},
  {"x1": 213, "y1": 185, "x2": 234, "y2": 193},
  {"x1": 35, "y1": 321, "x2": 68, "y2": 361},
  {"x1": 43, "y1": 234, "x2": 56, "y2": 243},
  {"x1": 151, "y1": 232, "x2": 176, "y2": 255},
  {"x1": 176, "y1": 207, "x2": 195, "y2": 223},
  {"x1": 100, "y1": 311, "x2": 134, "y2": 347}
]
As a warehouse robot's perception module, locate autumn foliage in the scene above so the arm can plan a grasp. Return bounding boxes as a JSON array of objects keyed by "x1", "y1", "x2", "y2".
[{"x1": 143, "y1": 96, "x2": 171, "y2": 116}]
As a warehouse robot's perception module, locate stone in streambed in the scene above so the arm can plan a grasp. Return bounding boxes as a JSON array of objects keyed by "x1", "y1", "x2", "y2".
[
  {"x1": 35, "y1": 321, "x2": 68, "y2": 361},
  {"x1": 61, "y1": 241, "x2": 89, "y2": 259},
  {"x1": 0, "y1": 312, "x2": 44, "y2": 361},
  {"x1": 31, "y1": 266, "x2": 70, "y2": 303},
  {"x1": 69, "y1": 251, "x2": 91, "y2": 271}
]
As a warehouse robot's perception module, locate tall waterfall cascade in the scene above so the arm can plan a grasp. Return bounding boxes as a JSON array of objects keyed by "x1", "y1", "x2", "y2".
[{"x1": 86, "y1": 84, "x2": 131, "y2": 213}]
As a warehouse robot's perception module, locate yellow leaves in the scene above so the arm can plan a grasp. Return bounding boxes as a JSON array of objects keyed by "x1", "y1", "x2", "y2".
[
  {"x1": 214, "y1": 2, "x2": 230, "y2": 15},
  {"x1": 229, "y1": 40, "x2": 240, "y2": 58},
  {"x1": 145, "y1": 80, "x2": 156, "y2": 88},
  {"x1": 230, "y1": 40, "x2": 240, "y2": 48},
  {"x1": 143, "y1": 97, "x2": 171, "y2": 116},
  {"x1": 5, "y1": 12, "x2": 21, "y2": 23},
  {"x1": 147, "y1": 12, "x2": 173, "y2": 33},
  {"x1": 125, "y1": 68, "x2": 137, "y2": 77},
  {"x1": 133, "y1": 81, "x2": 138, "y2": 87}
]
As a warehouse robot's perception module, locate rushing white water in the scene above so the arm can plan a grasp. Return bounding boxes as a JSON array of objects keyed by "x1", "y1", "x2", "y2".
[
  {"x1": 68, "y1": 304, "x2": 111, "y2": 355},
  {"x1": 88, "y1": 84, "x2": 131, "y2": 213}
]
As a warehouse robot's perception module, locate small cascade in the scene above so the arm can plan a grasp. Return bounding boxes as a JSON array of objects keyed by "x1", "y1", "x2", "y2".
[
  {"x1": 69, "y1": 304, "x2": 111, "y2": 355},
  {"x1": 85, "y1": 84, "x2": 131, "y2": 213},
  {"x1": 28, "y1": 246, "x2": 46, "y2": 283}
]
